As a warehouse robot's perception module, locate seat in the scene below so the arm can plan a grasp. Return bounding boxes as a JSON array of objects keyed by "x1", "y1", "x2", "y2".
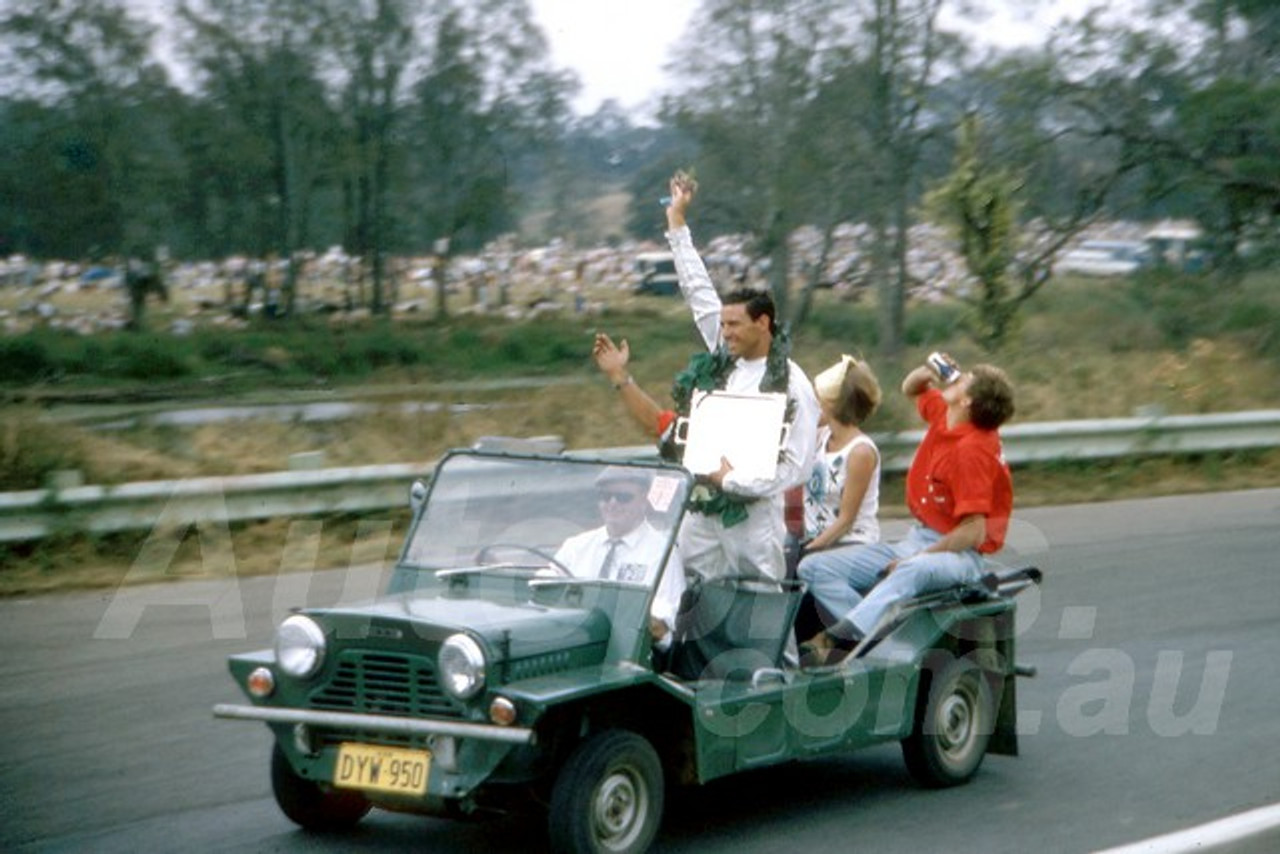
[{"x1": 666, "y1": 577, "x2": 805, "y2": 682}]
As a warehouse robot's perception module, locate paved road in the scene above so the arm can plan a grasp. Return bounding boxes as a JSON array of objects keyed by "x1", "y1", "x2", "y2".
[{"x1": 2, "y1": 490, "x2": 1278, "y2": 853}]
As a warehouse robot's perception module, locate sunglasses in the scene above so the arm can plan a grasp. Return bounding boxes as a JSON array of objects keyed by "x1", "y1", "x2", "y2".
[{"x1": 597, "y1": 490, "x2": 642, "y2": 505}]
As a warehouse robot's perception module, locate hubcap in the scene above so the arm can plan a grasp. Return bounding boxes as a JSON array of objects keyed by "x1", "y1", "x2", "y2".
[
  {"x1": 594, "y1": 769, "x2": 646, "y2": 849},
  {"x1": 938, "y1": 691, "x2": 974, "y2": 755}
]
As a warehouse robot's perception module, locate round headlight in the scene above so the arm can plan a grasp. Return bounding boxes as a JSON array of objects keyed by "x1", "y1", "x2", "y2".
[
  {"x1": 275, "y1": 615, "x2": 326, "y2": 678},
  {"x1": 439, "y1": 634, "x2": 486, "y2": 699}
]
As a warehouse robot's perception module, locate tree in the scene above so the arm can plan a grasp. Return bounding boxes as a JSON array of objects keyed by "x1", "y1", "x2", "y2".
[
  {"x1": 1051, "y1": 0, "x2": 1280, "y2": 272},
  {"x1": 1169, "y1": 0, "x2": 1280, "y2": 266},
  {"x1": 322, "y1": 0, "x2": 417, "y2": 315},
  {"x1": 661, "y1": 0, "x2": 860, "y2": 324},
  {"x1": 924, "y1": 51, "x2": 1148, "y2": 350},
  {"x1": 178, "y1": 0, "x2": 337, "y2": 315},
  {"x1": 0, "y1": 0, "x2": 177, "y2": 268},
  {"x1": 403, "y1": 0, "x2": 575, "y2": 314},
  {"x1": 407, "y1": 1, "x2": 573, "y2": 250},
  {"x1": 658, "y1": 0, "x2": 970, "y2": 354},
  {"x1": 923, "y1": 114, "x2": 1024, "y2": 349},
  {"x1": 1175, "y1": 78, "x2": 1280, "y2": 268},
  {"x1": 856, "y1": 0, "x2": 965, "y2": 357}
]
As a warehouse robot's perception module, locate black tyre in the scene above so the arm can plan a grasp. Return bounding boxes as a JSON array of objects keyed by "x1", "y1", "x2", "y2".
[
  {"x1": 548, "y1": 729, "x2": 664, "y2": 854},
  {"x1": 901, "y1": 657, "x2": 994, "y2": 788},
  {"x1": 271, "y1": 743, "x2": 371, "y2": 831}
]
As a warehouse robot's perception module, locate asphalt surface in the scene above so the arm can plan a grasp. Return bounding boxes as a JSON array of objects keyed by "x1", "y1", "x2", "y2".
[{"x1": 1, "y1": 489, "x2": 1278, "y2": 853}]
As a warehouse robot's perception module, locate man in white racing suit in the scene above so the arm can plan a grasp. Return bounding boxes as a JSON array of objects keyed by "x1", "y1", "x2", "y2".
[{"x1": 592, "y1": 173, "x2": 818, "y2": 586}]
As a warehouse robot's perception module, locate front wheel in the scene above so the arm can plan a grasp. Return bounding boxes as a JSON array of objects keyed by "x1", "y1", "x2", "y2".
[
  {"x1": 548, "y1": 729, "x2": 664, "y2": 854},
  {"x1": 901, "y1": 656, "x2": 994, "y2": 788},
  {"x1": 271, "y1": 743, "x2": 371, "y2": 831}
]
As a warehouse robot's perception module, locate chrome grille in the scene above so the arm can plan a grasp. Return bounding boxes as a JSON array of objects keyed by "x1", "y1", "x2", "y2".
[{"x1": 310, "y1": 651, "x2": 462, "y2": 720}]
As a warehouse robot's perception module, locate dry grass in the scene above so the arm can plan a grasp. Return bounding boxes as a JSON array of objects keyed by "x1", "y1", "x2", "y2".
[
  {"x1": 5, "y1": 446, "x2": 1274, "y2": 598},
  {"x1": 4, "y1": 272, "x2": 1280, "y2": 596},
  {"x1": 0, "y1": 513, "x2": 412, "y2": 597},
  {"x1": 12, "y1": 329, "x2": 1269, "y2": 489}
]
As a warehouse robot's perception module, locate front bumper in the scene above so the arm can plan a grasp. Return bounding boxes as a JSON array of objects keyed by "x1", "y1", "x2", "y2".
[{"x1": 212, "y1": 703, "x2": 536, "y2": 745}]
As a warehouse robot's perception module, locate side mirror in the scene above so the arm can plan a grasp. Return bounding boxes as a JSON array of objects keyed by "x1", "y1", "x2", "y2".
[{"x1": 409, "y1": 479, "x2": 428, "y2": 513}]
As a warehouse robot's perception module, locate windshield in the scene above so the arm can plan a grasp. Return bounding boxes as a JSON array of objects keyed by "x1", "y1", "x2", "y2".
[{"x1": 397, "y1": 452, "x2": 691, "y2": 598}]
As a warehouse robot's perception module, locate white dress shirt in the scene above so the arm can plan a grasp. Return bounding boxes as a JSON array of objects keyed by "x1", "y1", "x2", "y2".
[{"x1": 554, "y1": 521, "x2": 686, "y2": 647}]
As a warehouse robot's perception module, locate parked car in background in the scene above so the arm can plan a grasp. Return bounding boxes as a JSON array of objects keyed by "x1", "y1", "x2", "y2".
[
  {"x1": 1145, "y1": 222, "x2": 1207, "y2": 272},
  {"x1": 633, "y1": 251, "x2": 679, "y2": 295},
  {"x1": 1054, "y1": 239, "x2": 1152, "y2": 277}
]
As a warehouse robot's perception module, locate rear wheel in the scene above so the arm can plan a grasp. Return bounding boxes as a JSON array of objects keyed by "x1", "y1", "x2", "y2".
[
  {"x1": 902, "y1": 657, "x2": 994, "y2": 788},
  {"x1": 271, "y1": 743, "x2": 371, "y2": 831},
  {"x1": 548, "y1": 729, "x2": 664, "y2": 854}
]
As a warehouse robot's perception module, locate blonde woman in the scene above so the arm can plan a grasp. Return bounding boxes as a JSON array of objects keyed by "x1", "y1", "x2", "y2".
[
  {"x1": 800, "y1": 355, "x2": 883, "y2": 555},
  {"x1": 791, "y1": 356, "x2": 882, "y2": 645}
]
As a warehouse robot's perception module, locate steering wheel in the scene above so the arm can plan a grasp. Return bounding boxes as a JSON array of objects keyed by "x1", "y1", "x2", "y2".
[{"x1": 475, "y1": 543, "x2": 573, "y2": 577}]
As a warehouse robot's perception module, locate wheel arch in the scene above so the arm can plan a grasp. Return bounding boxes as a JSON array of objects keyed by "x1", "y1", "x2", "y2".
[
  {"x1": 901, "y1": 650, "x2": 998, "y2": 787},
  {"x1": 910, "y1": 609, "x2": 1019, "y2": 758},
  {"x1": 535, "y1": 683, "x2": 698, "y2": 788}
]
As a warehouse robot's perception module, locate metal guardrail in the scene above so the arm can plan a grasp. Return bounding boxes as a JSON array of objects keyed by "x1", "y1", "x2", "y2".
[{"x1": 3, "y1": 410, "x2": 1278, "y2": 544}]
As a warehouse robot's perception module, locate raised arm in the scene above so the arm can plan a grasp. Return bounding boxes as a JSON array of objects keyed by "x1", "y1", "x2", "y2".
[
  {"x1": 592, "y1": 332, "x2": 666, "y2": 436},
  {"x1": 663, "y1": 174, "x2": 721, "y2": 352},
  {"x1": 902, "y1": 364, "x2": 937, "y2": 398},
  {"x1": 904, "y1": 352, "x2": 959, "y2": 398}
]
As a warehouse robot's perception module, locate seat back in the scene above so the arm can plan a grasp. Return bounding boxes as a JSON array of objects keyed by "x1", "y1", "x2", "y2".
[{"x1": 667, "y1": 578, "x2": 805, "y2": 681}]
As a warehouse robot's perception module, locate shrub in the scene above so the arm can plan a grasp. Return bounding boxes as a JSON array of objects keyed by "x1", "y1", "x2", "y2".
[
  {"x1": 0, "y1": 336, "x2": 56, "y2": 384},
  {"x1": 803, "y1": 302, "x2": 880, "y2": 349},
  {"x1": 495, "y1": 325, "x2": 582, "y2": 368},
  {"x1": 195, "y1": 333, "x2": 238, "y2": 364},
  {"x1": 102, "y1": 334, "x2": 193, "y2": 380},
  {"x1": 0, "y1": 408, "x2": 88, "y2": 490},
  {"x1": 357, "y1": 332, "x2": 424, "y2": 369},
  {"x1": 903, "y1": 302, "x2": 965, "y2": 348},
  {"x1": 63, "y1": 338, "x2": 108, "y2": 376}
]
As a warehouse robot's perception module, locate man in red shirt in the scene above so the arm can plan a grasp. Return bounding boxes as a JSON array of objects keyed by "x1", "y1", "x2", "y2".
[{"x1": 799, "y1": 355, "x2": 1015, "y2": 661}]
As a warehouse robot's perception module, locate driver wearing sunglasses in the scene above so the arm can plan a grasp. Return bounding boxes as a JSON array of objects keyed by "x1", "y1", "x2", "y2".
[{"x1": 554, "y1": 467, "x2": 686, "y2": 650}]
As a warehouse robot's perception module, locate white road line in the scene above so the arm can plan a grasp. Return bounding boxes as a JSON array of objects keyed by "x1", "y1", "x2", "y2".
[{"x1": 1094, "y1": 803, "x2": 1280, "y2": 854}]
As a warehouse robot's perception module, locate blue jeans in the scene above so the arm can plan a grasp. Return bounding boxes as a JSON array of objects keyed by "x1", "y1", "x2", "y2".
[{"x1": 798, "y1": 524, "x2": 984, "y2": 636}]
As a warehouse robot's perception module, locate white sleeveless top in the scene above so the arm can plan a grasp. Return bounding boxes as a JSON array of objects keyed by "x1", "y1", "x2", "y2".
[{"x1": 803, "y1": 428, "x2": 880, "y2": 545}]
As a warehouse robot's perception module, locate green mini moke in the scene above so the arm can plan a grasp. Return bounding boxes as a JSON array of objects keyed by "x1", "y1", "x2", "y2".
[{"x1": 214, "y1": 449, "x2": 1040, "y2": 853}]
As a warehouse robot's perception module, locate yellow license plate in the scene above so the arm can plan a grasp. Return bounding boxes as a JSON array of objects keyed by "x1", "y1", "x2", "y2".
[{"x1": 333, "y1": 743, "x2": 430, "y2": 796}]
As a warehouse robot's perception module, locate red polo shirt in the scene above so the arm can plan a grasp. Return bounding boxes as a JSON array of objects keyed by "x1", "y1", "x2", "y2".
[{"x1": 905, "y1": 389, "x2": 1013, "y2": 554}]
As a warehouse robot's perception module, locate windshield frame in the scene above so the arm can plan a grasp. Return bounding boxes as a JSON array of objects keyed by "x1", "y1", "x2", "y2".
[{"x1": 388, "y1": 450, "x2": 693, "y2": 632}]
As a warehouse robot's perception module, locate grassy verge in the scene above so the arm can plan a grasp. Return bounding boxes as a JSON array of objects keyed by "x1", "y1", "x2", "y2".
[{"x1": 2, "y1": 269, "x2": 1279, "y2": 595}]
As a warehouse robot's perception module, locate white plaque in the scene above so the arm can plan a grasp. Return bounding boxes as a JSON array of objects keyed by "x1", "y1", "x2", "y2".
[{"x1": 678, "y1": 391, "x2": 787, "y2": 481}]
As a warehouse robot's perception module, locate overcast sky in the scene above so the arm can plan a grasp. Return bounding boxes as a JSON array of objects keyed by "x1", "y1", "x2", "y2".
[
  {"x1": 130, "y1": 0, "x2": 1106, "y2": 118},
  {"x1": 528, "y1": 0, "x2": 696, "y2": 117},
  {"x1": 529, "y1": 0, "x2": 1104, "y2": 118}
]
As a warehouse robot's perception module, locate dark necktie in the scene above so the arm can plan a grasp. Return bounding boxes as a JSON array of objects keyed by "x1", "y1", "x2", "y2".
[{"x1": 599, "y1": 538, "x2": 623, "y2": 579}]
